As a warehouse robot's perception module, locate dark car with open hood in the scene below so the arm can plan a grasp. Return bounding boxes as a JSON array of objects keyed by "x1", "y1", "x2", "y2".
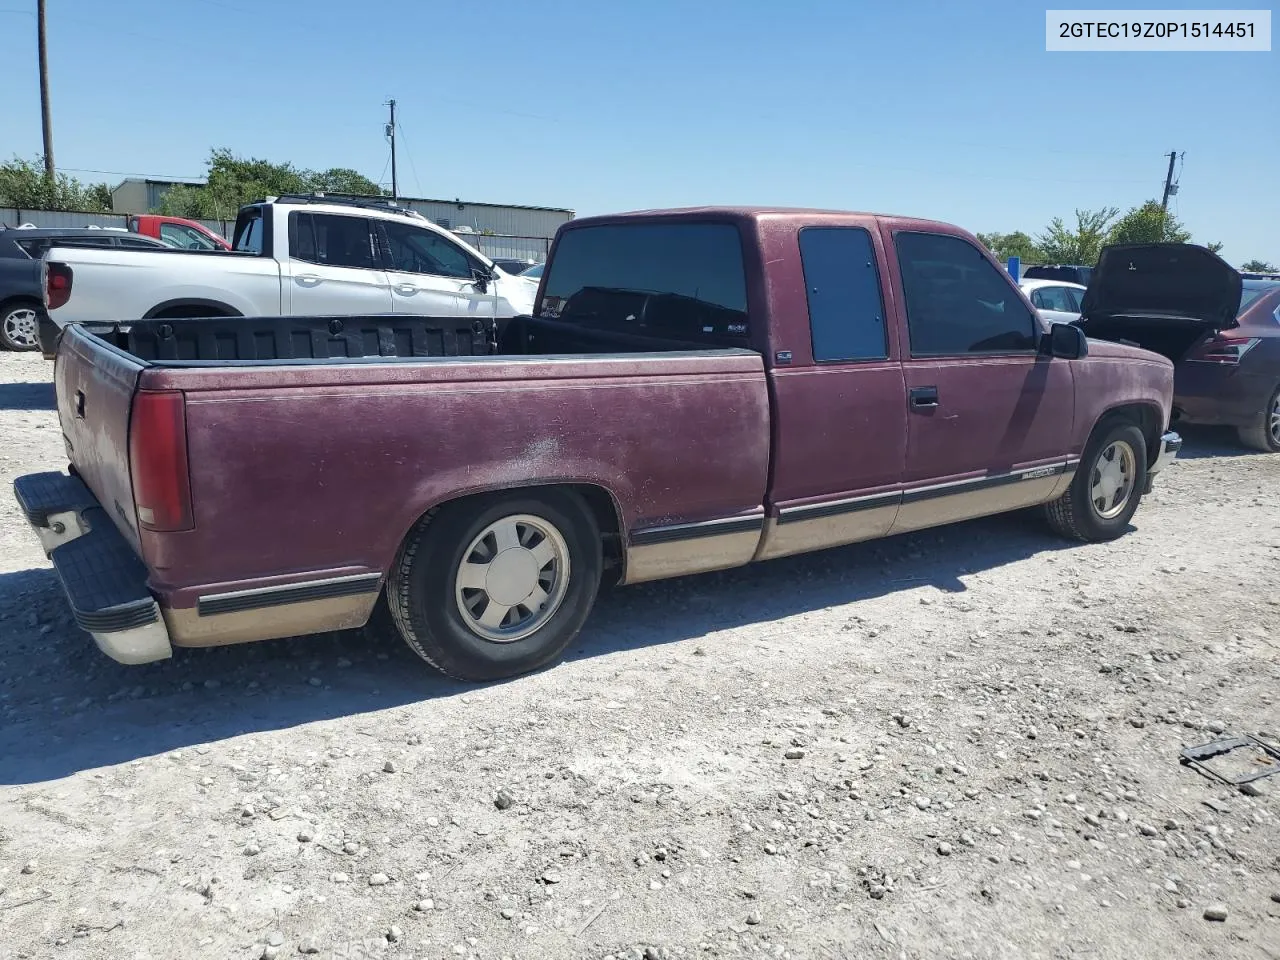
[{"x1": 1074, "y1": 244, "x2": 1278, "y2": 452}]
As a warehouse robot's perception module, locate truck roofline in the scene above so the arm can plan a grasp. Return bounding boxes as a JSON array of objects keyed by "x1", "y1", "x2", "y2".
[{"x1": 560, "y1": 206, "x2": 969, "y2": 236}]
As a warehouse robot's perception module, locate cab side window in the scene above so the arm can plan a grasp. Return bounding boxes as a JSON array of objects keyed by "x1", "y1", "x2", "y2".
[
  {"x1": 896, "y1": 232, "x2": 1037, "y2": 355},
  {"x1": 381, "y1": 221, "x2": 475, "y2": 279}
]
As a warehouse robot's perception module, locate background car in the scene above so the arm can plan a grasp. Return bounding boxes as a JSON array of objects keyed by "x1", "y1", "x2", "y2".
[
  {"x1": 1019, "y1": 278, "x2": 1086, "y2": 324},
  {"x1": 1022, "y1": 263, "x2": 1094, "y2": 285},
  {"x1": 0, "y1": 225, "x2": 165, "y2": 350},
  {"x1": 1173, "y1": 278, "x2": 1280, "y2": 452},
  {"x1": 128, "y1": 214, "x2": 232, "y2": 251},
  {"x1": 520, "y1": 262, "x2": 544, "y2": 279},
  {"x1": 490, "y1": 257, "x2": 538, "y2": 275}
]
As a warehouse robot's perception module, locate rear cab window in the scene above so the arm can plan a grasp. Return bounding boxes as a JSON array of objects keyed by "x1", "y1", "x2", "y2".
[
  {"x1": 798, "y1": 227, "x2": 887, "y2": 361},
  {"x1": 539, "y1": 222, "x2": 749, "y2": 347},
  {"x1": 232, "y1": 209, "x2": 266, "y2": 255}
]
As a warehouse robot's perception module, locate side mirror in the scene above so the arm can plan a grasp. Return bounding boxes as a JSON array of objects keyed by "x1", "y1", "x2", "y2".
[
  {"x1": 1042, "y1": 322, "x2": 1088, "y2": 360},
  {"x1": 471, "y1": 266, "x2": 492, "y2": 293}
]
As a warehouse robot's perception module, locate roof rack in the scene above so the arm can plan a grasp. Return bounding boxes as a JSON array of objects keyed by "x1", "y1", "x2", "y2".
[{"x1": 264, "y1": 193, "x2": 424, "y2": 217}]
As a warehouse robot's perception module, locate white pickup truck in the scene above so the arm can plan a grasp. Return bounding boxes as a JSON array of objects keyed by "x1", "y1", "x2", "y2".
[{"x1": 39, "y1": 195, "x2": 537, "y2": 355}]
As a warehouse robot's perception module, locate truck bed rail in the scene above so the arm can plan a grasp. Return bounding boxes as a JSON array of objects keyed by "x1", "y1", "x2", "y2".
[{"x1": 84, "y1": 314, "x2": 497, "y2": 362}]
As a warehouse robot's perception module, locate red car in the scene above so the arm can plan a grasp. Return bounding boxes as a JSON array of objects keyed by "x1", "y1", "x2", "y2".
[
  {"x1": 127, "y1": 214, "x2": 231, "y2": 251},
  {"x1": 1169, "y1": 279, "x2": 1280, "y2": 452}
]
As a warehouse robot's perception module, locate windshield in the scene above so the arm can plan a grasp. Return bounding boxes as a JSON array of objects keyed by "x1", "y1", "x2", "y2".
[
  {"x1": 1238, "y1": 282, "x2": 1279, "y2": 315},
  {"x1": 521, "y1": 263, "x2": 543, "y2": 278},
  {"x1": 540, "y1": 223, "x2": 749, "y2": 346}
]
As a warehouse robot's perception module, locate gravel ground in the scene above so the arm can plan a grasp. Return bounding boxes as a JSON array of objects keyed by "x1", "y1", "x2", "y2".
[{"x1": 0, "y1": 348, "x2": 1278, "y2": 960}]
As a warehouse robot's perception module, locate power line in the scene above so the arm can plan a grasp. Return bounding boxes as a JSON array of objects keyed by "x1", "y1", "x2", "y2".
[
  {"x1": 394, "y1": 121, "x2": 424, "y2": 197},
  {"x1": 60, "y1": 167, "x2": 204, "y2": 180},
  {"x1": 376, "y1": 150, "x2": 391, "y2": 194}
]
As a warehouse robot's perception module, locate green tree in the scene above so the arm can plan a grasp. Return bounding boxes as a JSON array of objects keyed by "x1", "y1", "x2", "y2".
[
  {"x1": 0, "y1": 155, "x2": 113, "y2": 211},
  {"x1": 1205, "y1": 241, "x2": 1224, "y2": 255},
  {"x1": 1241, "y1": 259, "x2": 1277, "y2": 272},
  {"x1": 975, "y1": 230, "x2": 1041, "y2": 263},
  {"x1": 1108, "y1": 200, "x2": 1191, "y2": 245},
  {"x1": 1035, "y1": 207, "x2": 1119, "y2": 265},
  {"x1": 87, "y1": 182, "x2": 113, "y2": 211},
  {"x1": 308, "y1": 167, "x2": 383, "y2": 196},
  {"x1": 155, "y1": 183, "x2": 210, "y2": 218}
]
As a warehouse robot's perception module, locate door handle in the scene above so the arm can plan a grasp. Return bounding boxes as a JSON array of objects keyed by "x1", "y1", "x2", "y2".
[
  {"x1": 909, "y1": 386, "x2": 939, "y2": 409},
  {"x1": 295, "y1": 274, "x2": 321, "y2": 286},
  {"x1": 394, "y1": 283, "x2": 418, "y2": 295}
]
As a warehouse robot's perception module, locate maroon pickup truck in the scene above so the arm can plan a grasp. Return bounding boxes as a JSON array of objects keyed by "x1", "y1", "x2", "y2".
[{"x1": 19, "y1": 210, "x2": 1234, "y2": 681}]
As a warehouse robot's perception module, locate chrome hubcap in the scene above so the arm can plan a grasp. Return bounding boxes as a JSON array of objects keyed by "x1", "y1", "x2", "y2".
[
  {"x1": 1270, "y1": 394, "x2": 1280, "y2": 445},
  {"x1": 3, "y1": 308, "x2": 38, "y2": 348},
  {"x1": 454, "y1": 514, "x2": 570, "y2": 643},
  {"x1": 1090, "y1": 440, "x2": 1136, "y2": 520}
]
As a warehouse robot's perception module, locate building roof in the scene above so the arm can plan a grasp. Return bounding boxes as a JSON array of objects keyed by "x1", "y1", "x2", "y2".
[{"x1": 110, "y1": 178, "x2": 573, "y2": 214}]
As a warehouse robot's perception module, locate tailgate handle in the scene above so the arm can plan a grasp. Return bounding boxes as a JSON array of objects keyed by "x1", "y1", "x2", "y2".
[{"x1": 74, "y1": 389, "x2": 85, "y2": 418}]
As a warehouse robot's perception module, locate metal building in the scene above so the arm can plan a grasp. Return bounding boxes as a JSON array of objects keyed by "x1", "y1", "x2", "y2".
[{"x1": 110, "y1": 178, "x2": 207, "y2": 215}]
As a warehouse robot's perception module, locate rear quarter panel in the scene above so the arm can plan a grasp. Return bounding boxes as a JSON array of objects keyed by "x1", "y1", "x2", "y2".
[
  {"x1": 0, "y1": 256, "x2": 41, "y2": 302},
  {"x1": 139, "y1": 353, "x2": 771, "y2": 604},
  {"x1": 45, "y1": 246, "x2": 283, "y2": 324}
]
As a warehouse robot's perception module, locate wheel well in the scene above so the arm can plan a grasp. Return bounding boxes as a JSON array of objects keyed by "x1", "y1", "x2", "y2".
[
  {"x1": 145, "y1": 300, "x2": 240, "y2": 319},
  {"x1": 1096, "y1": 403, "x2": 1162, "y2": 465},
  {"x1": 401, "y1": 483, "x2": 626, "y2": 585},
  {"x1": 0, "y1": 295, "x2": 40, "y2": 315}
]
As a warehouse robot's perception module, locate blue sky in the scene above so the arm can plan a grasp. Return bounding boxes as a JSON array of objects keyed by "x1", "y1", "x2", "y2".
[{"x1": 1, "y1": 0, "x2": 1276, "y2": 263}]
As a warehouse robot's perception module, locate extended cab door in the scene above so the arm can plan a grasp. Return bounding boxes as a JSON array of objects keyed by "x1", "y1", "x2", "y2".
[
  {"x1": 376, "y1": 219, "x2": 489, "y2": 317},
  {"x1": 756, "y1": 221, "x2": 908, "y2": 560},
  {"x1": 884, "y1": 228, "x2": 1075, "y2": 535},
  {"x1": 284, "y1": 212, "x2": 393, "y2": 315}
]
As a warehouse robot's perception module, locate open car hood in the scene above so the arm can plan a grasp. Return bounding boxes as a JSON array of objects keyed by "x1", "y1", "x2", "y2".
[{"x1": 1078, "y1": 243, "x2": 1242, "y2": 333}]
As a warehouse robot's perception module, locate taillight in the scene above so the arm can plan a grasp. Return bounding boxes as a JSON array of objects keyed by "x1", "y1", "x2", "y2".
[
  {"x1": 129, "y1": 390, "x2": 194, "y2": 532},
  {"x1": 1187, "y1": 335, "x2": 1261, "y2": 364},
  {"x1": 44, "y1": 261, "x2": 73, "y2": 310}
]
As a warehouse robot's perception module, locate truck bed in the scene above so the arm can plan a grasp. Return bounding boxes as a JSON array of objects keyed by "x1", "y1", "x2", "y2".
[{"x1": 55, "y1": 319, "x2": 771, "y2": 626}]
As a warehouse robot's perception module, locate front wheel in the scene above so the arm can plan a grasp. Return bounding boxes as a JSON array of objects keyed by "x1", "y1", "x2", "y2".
[
  {"x1": 1238, "y1": 384, "x2": 1280, "y2": 453},
  {"x1": 1045, "y1": 421, "x2": 1148, "y2": 542},
  {"x1": 386, "y1": 490, "x2": 602, "y2": 681},
  {"x1": 0, "y1": 301, "x2": 41, "y2": 351}
]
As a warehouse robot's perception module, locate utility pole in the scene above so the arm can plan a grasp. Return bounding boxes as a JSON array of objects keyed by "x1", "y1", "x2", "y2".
[
  {"x1": 37, "y1": 0, "x2": 54, "y2": 179},
  {"x1": 384, "y1": 99, "x2": 397, "y2": 199},
  {"x1": 1159, "y1": 150, "x2": 1179, "y2": 240}
]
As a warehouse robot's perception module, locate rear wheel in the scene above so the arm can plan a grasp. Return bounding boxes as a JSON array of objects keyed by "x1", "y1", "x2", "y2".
[
  {"x1": 1238, "y1": 384, "x2": 1280, "y2": 453},
  {"x1": 1045, "y1": 421, "x2": 1148, "y2": 542},
  {"x1": 0, "y1": 301, "x2": 41, "y2": 351},
  {"x1": 386, "y1": 490, "x2": 602, "y2": 681}
]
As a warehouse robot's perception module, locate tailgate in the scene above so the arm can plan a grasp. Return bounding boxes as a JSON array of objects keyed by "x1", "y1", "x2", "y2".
[{"x1": 55, "y1": 326, "x2": 145, "y2": 553}]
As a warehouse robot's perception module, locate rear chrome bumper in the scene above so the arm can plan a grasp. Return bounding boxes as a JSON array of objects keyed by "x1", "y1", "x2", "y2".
[
  {"x1": 1144, "y1": 430, "x2": 1182, "y2": 493},
  {"x1": 13, "y1": 471, "x2": 173, "y2": 664}
]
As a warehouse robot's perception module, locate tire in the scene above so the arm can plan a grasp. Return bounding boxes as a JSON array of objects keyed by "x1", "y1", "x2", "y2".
[
  {"x1": 0, "y1": 300, "x2": 42, "y2": 351},
  {"x1": 1238, "y1": 384, "x2": 1280, "y2": 453},
  {"x1": 386, "y1": 490, "x2": 602, "y2": 681},
  {"x1": 1045, "y1": 421, "x2": 1148, "y2": 542}
]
